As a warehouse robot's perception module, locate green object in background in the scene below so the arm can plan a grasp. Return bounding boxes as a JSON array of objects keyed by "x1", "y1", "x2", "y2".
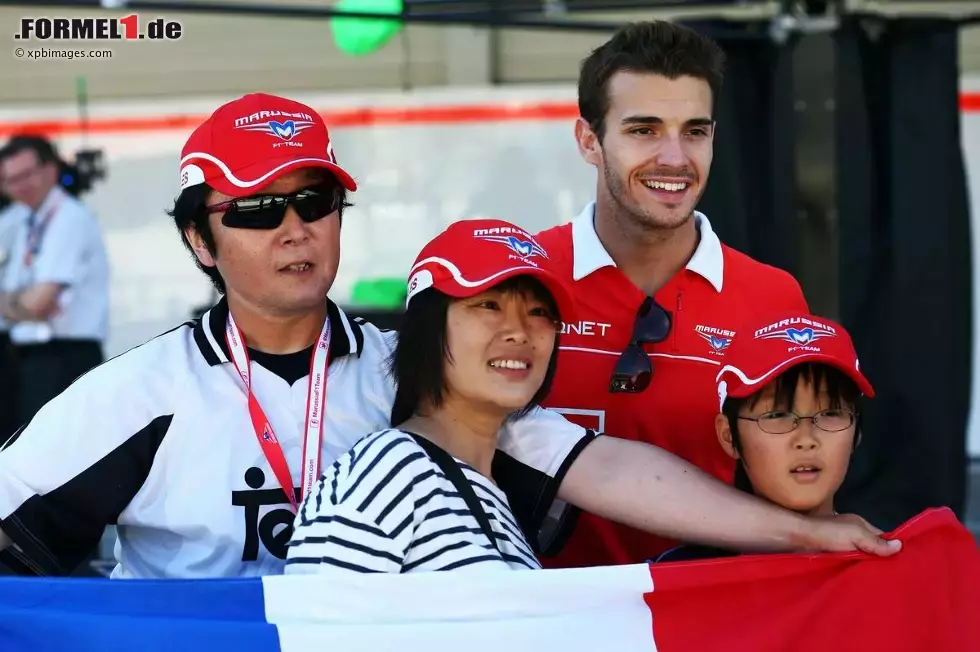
[
  {"x1": 330, "y1": 0, "x2": 405, "y2": 57},
  {"x1": 76, "y1": 75, "x2": 89, "y2": 144},
  {"x1": 350, "y1": 278, "x2": 407, "y2": 309}
]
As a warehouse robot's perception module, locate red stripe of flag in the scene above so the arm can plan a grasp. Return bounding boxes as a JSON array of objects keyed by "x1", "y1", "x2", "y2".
[{"x1": 645, "y1": 508, "x2": 980, "y2": 652}]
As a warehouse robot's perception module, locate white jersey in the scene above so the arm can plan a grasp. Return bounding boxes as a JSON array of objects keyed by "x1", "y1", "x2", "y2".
[
  {"x1": 0, "y1": 298, "x2": 593, "y2": 579},
  {"x1": 285, "y1": 429, "x2": 540, "y2": 574}
]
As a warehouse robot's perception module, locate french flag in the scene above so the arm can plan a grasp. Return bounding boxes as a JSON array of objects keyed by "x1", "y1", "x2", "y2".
[{"x1": 0, "y1": 508, "x2": 976, "y2": 652}]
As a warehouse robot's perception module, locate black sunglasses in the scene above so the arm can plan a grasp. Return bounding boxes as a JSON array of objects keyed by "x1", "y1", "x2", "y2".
[
  {"x1": 609, "y1": 296, "x2": 672, "y2": 393},
  {"x1": 205, "y1": 184, "x2": 345, "y2": 230}
]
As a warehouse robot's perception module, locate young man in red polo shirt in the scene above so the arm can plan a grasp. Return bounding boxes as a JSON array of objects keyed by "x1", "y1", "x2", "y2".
[{"x1": 535, "y1": 21, "x2": 810, "y2": 567}]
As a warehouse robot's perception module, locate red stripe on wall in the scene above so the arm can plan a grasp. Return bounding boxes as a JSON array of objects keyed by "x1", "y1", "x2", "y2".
[
  {"x1": 960, "y1": 91, "x2": 980, "y2": 112},
  {"x1": 1, "y1": 92, "x2": 978, "y2": 138},
  {"x1": 0, "y1": 101, "x2": 581, "y2": 138}
]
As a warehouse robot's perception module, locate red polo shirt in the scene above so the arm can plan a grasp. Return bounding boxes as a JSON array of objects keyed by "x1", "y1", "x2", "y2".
[{"x1": 534, "y1": 203, "x2": 808, "y2": 568}]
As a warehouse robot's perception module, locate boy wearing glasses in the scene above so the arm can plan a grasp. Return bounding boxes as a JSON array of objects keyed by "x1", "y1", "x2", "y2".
[{"x1": 656, "y1": 312, "x2": 873, "y2": 562}]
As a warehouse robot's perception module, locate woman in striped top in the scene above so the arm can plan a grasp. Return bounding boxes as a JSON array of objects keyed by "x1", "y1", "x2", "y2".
[{"x1": 284, "y1": 218, "x2": 575, "y2": 574}]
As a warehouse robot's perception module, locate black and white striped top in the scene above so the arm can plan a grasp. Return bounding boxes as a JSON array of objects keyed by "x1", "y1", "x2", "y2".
[{"x1": 284, "y1": 429, "x2": 541, "y2": 574}]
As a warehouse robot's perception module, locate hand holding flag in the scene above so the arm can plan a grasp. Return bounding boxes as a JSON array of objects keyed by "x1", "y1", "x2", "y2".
[{"x1": 801, "y1": 512, "x2": 902, "y2": 556}]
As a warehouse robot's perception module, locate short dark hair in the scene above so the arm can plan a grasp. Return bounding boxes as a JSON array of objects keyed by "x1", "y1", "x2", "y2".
[
  {"x1": 168, "y1": 183, "x2": 226, "y2": 294},
  {"x1": 0, "y1": 134, "x2": 60, "y2": 168},
  {"x1": 388, "y1": 275, "x2": 562, "y2": 428},
  {"x1": 166, "y1": 176, "x2": 351, "y2": 296},
  {"x1": 721, "y1": 363, "x2": 863, "y2": 493},
  {"x1": 578, "y1": 21, "x2": 726, "y2": 141}
]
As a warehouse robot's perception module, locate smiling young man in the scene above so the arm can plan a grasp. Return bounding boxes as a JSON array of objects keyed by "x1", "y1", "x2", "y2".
[
  {"x1": 534, "y1": 21, "x2": 814, "y2": 567},
  {"x1": 0, "y1": 92, "x2": 897, "y2": 580}
]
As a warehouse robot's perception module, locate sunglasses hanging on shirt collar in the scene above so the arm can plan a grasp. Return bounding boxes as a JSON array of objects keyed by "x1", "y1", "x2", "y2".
[
  {"x1": 205, "y1": 183, "x2": 345, "y2": 230},
  {"x1": 609, "y1": 296, "x2": 672, "y2": 393}
]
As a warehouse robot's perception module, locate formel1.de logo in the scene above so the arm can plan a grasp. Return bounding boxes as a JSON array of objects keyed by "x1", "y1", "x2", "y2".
[{"x1": 15, "y1": 15, "x2": 183, "y2": 41}]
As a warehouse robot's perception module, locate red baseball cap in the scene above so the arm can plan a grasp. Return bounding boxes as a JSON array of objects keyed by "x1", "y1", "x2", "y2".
[
  {"x1": 716, "y1": 312, "x2": 875, "y2": 410},
  {"x1": 178, "y1": 92, "x2": 357, "y2": 198},
  {"x1": 406, "y1": 218, "x2": 576, "y2": 321}
]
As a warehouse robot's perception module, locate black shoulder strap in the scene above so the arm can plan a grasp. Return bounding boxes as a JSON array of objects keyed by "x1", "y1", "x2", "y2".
[{"x1": 407, "y1": 433, "x2": 500, "y2": 554}]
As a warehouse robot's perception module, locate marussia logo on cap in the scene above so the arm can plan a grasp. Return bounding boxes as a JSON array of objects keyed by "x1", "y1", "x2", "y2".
[
  {"x1": 270, "y1": 120, "x2": 300, "y2": 140},
  {"x1": 473, "y1": 226, "x2": 549, "y2": 261},
  {"x1": 754, "y1": 317, "x2": 836, "y2": 352},
  {"x1": 235, "y1": 110, "x2": 316, "y2": 144}
]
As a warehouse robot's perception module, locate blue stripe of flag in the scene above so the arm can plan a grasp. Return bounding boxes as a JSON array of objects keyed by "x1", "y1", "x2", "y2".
[{"x1": 0, "y1": 577, "x2": 281, "y2": 652}]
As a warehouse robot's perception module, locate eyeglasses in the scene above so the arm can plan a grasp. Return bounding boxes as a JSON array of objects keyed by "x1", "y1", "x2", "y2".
[
  {"x1": 205, "y1": 184, "x2": 345, "y2": 230},
  {"x1": 609, "y1": 296, "x2": 672, "y2": 393},
  {"x1": 737, "y1": 408, "x2": 857, "y2": 435}
]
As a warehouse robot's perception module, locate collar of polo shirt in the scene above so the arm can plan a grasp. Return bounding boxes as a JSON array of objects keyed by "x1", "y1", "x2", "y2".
[
  {"x1": 190, "y1": 295, "x2": 365, "y2": 367},
  {"x1": 570, "y1": 201, "x2": 724, "y2": 292}
]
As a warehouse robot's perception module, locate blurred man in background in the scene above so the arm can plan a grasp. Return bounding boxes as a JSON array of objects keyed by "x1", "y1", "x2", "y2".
[{"x1": 0, "y1": 135, "x2": 109, "y2": 431}]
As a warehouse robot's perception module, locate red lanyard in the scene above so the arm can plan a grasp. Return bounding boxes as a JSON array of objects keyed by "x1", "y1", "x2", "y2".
[
  {"x1": 22, "y1": 196, "x2": 62, "y2": 268},
  {"x1": 225, "y1": 313, "x2": 331, "y2": 512}
]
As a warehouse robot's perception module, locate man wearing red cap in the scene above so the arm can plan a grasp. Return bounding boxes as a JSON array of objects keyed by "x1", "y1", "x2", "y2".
[{"x1": 0, "y1": 93, "x2": 897, "y2": 580}]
